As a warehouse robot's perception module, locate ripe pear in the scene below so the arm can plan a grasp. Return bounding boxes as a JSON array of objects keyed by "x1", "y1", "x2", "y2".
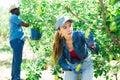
[
  {"x1": 110, "y1": 16, "x2": 114, "y2": 22},
  {"x1": 85, "y1": 28, "x2": 90, "y2": 39},
  {"x1": 75, "y1": 64, "x2": 81, "y2": 72},
  {"x1": 37, "y1": 9, "x2": 42, "y2": 14},
  {"x1": 109, "y1": 55, "x2": 113, "y2": 61},
  {"x1": 110, "y1": 22, "x2": 117, "y2": 32}
]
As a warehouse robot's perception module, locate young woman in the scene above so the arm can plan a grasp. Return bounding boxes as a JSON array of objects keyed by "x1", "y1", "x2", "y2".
[{"x1": 52, "y1": 15, "x2": 99, "y2": 80}]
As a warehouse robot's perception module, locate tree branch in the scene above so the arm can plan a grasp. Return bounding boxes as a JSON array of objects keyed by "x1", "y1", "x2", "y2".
[
  {"x1": 64, "y1": 6, "x2": 92, "y2": 28},
  {"x1": 99, "y1": 0, "x2": 120, "y2": 47},
  {"x1": 99, "y1": 0, "x2": 110, "y2": 35}
]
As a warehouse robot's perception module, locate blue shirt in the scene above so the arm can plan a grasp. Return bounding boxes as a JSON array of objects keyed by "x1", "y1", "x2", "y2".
[
  {"x1": 58, "y1": 30, "x2": 95, "y2": 70},
  {"x1": 9, "y1": 14, "x2": 25, "y2": 41}
]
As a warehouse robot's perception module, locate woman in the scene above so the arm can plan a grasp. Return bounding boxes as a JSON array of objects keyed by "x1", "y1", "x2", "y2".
[{"x1": 52, "y1": 15, "x2": 99, "y2": 80}]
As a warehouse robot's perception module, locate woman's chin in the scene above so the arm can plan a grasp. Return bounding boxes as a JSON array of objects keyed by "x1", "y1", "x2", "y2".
[{"x1": 67, "y1": 35, "x2": 72, "y2": 39}]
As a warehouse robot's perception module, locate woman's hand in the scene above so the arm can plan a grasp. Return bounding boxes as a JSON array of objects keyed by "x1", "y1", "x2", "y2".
[{"x1": 68, "y1": 64, "x2": 82, "y2": 74}]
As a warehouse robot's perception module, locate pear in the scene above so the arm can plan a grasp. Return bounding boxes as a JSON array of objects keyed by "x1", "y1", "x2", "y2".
[
  {"x1": 37, "y1": 9, "x2": 42, "y2": 14},
  {"x1": 110, "y1": 16, "x2": 114, "y2": 22},
  {"x1": 110, "y1": 22, "x2": 117, "y2": 32},
  {"x1": 85, "y1": 28, "x2": 90, "y2": 39},
  {"x1": 109, "y1": 55, "x2": 113, "y2": 61},
  {"x1": 75, "y1": 64, "x2": 81, "y2": 72}
]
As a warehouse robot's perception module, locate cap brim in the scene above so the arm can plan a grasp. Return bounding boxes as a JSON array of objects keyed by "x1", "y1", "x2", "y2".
[
  {"x1": 61, "y1": 19, "x2": 74, "y2": 27},
  {"x1": 67, "y1": 19, "x2": 74, "y2": 23},
  {"x1": 55, "y1": 15, "x2": 74, "y2": 30}
]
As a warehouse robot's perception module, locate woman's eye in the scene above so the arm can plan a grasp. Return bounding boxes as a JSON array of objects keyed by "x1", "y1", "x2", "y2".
[
  {"x1": 63, "y1": 24, "x2": 72, "y2": 29},
  {"x1": 63, "y1": 26, "x2": 67, "y2": 29}
]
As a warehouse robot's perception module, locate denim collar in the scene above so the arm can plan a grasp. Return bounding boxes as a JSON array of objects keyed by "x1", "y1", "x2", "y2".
[{"x1": 62, "y1": 31, "x2": 78, "y2": 48}]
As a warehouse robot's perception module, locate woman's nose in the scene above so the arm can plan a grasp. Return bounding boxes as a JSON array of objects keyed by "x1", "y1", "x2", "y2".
[{"x1": 67, "y1": 26, "x2": 72, "y2": 31}]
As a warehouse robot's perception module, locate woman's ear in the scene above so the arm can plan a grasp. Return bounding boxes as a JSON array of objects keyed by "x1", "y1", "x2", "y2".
[
  {"x1": 58, "y1": 30, "x2": 61, "y2": 34},
  {"x1": 58, "y1": 30, "x2": 63, "y2": 37}
]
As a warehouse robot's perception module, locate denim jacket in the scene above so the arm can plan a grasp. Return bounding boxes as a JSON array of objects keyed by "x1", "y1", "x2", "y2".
[{"x1": 58, "y1": 30, "x2": 97, "y2": 70}]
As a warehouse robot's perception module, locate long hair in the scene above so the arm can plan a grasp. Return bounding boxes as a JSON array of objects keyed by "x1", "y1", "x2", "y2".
[{"x1": 52, "y1": 31, "x2": 63, "y2": 65}]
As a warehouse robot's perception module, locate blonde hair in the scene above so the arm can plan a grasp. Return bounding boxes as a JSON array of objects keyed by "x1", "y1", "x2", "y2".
[{"x1": 52, "y1": 31, "x2": 63, "y2": 65}]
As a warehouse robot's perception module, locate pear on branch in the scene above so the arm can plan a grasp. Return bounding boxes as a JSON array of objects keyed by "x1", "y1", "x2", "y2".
[{"x1": 110, "y1": 22, "x2": 117, "y2": 32}]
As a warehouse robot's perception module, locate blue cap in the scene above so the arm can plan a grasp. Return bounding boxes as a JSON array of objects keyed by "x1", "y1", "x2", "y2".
[{"x1": 55, "y1": 15, "x2": 74, "y2": 30}]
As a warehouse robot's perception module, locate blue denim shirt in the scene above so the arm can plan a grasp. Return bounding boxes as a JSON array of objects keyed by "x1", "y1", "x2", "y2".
[
  {"x1": 58, "y1": 30, "x2": 94, "y2": 70},
  {"x1": 9, "y1": 14, "x2": 25, "y2": 41}
]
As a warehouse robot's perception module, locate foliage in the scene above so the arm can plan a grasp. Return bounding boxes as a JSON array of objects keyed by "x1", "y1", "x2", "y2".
[
  {"x1": 52, "y1": 64, "x2": 64, "y2": 80},
  {"x1": 0, "y1": 44, "x2": 12, "y2": 52},
  {"x1": 20, "y1": 0, "x2": 120, "y2": 79},
  {"x1": 25, "y1": 58, "x2": 47, "y2": 80},
  {"x1": 0, "y1": 7, "x2": 11, "y2": 52},
  {"x1": 0, "y1": 7, "x2": 10, "y2": 40}
]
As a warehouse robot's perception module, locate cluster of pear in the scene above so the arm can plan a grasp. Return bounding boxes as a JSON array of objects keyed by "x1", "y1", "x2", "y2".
[{"x1": 109, "y1": 16, "x2": 117, "y2": 32}]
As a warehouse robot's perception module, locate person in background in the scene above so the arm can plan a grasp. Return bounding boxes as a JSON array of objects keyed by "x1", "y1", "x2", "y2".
[
  {"x1": 52, "y1": 15, "x2": 99, "y2": 80},
  {"x1": 9, "y1": 4, "x2": 29, "y2": 80}
]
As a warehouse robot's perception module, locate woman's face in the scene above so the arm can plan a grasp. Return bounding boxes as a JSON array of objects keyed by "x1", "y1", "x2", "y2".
[{"x1": 59, "y1": 21, "x2": 73, "y2": 39}]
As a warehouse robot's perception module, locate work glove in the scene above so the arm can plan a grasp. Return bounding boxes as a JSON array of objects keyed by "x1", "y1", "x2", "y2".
[
  {"x1": 90, "y1": 44, "x2": 100, "y2": 54},
  {"x1": 69, "y1": 65, "x2": 76, "y2": 71},
  {"x1": 85, "y1": 31, "x2": 94, "y2": 48}
]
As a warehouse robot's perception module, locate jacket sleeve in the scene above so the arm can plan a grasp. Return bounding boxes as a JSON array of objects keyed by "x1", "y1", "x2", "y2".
[
  {"x1": 79, "y1": 31, "x2": 100, "y2": 54},
  {"x1": 58, "y1": 54, "x2": 70, "y2": 70}
]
